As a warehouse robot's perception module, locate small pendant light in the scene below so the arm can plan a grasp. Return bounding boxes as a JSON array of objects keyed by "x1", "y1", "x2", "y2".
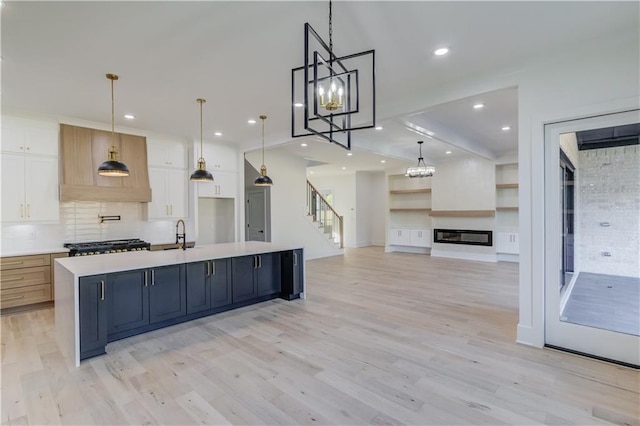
[
  {"x1": 190, "y1": 98, "x2": 214, "y2": 182},
  {"x1": 97, "y1": 73, "x2": 130, "y2": 177},
  {"x1": 254, "y1": 115, "x2": 273, "y2": 186},
  {"x1": 405, "y1": 140, "x2": 435, "y2": 178}
]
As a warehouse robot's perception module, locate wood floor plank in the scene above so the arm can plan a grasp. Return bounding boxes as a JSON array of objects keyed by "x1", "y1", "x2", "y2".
[{"x1": 1, "y1": 246, "x2": 638, "y2": 425}]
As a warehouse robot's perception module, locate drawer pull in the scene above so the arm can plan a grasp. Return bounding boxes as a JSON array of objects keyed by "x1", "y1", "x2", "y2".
[
  {"x1": 1, "y1": 277, "x2": 25, "y2": 282},
  {"x1": 3, "y1": 295, "x2": 25, "y2": 301},
  {"x1": 211, "y1": 261, "x2": 216, "y2": 276},
  {"x1": 100, "y1": 280, "x2": 105, "y2": 301},
  {"x1": 144, "y1": 270, "x2": 148, "y2": 287},
  {"x1": 151, "y1": 269, "x2": 155, "y2": 286},
  {"x1": 3, "y1": 261, "x2": 24, "y2": 266}
]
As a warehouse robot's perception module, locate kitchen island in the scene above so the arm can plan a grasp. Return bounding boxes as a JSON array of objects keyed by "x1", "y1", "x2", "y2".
[{"x1": 55, "y1": 241, "x2": 304, "y2": 367}]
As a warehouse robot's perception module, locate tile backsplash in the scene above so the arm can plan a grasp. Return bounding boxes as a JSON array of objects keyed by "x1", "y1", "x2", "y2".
[{"x1": 1, "y1": 202, "x2": 195, "y2": 254}]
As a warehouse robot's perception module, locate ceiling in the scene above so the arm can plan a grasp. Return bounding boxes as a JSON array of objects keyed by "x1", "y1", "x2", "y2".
[{"x1": 2, "y1": 1, "x2": 638, "y2": 174}]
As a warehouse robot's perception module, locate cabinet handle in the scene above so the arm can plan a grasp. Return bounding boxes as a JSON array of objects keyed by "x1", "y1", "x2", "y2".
[
  {"x1": 293, "y1": 252, "x2": 297, "y2": 266},
  {"x1": 144, "y1": 270, "x2": 148, "y2": 287},
  {"x1": 3, "y1": 295, "x2": 25, "y2": 301},
  {"x1": 20, "y1": 204, "x2": 24, "y2": 218},
  {"x1": 253, "y1": 256, "x2": 257, "y2": 269},
  {"x1": 100, "y1": 280, "x2": 105, "y2": 301},
  {"x1": 166, "y1": 205, "x2": 169, "y2": 216},
  {"x1": 211, "y1": 261, "x2": 216, "y2": 276},
  {"x1": 206, "y1": 261, "x2": 210, "y2": 277},
  {"x1": 1, "y1": 277, "x2": 25, "y2": 282},
  {"x1": 170, "y1": 205, "x2": 173, "y2": 216},
  {"x1": 2, "y1": 261, "x2": 24, "y2": 266},
  {"x1": 151, "y1": 269, "x2": 155, "y2": 286},
  {"x1": 26, "y1": 204, "x2": 30, "y2": 218},
  {"x1": 258, "y1": 255, "x2": 262, "y2": 269}
]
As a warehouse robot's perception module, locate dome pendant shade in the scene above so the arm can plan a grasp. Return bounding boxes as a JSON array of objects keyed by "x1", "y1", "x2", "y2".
[
  {"x1": 254, "y1": 115, "x2": 273, "y2": 186},
  {"x1": 98, "y1": 73, "x2": 130, "y2": 177},
  {"x1": 190, "y1": 158, "x2": 214, "y2": 182},
  {"x1": 254, "y1": 165, "x2": 273, "y2": 186},
  {"x1": 190, "y1": 98, "x2": 214, "y2": 182},
  {"x1": 98, "y1": 146, "x2": 130, "y2": 176}
]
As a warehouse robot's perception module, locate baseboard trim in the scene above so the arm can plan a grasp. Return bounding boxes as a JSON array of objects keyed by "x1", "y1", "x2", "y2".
[{"x1": 430, "y1": 249, "x2": 497, "y2": 262}]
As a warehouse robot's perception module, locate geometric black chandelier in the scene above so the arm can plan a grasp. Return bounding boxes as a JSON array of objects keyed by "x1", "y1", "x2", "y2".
[{"x1": 291, "y1": 0, "x2": 376, "y2": 150}]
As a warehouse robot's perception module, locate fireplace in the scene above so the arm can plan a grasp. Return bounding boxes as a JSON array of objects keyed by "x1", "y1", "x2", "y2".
[{"x1": 433, "y1": 229, "x2": 493, "y2": 246}]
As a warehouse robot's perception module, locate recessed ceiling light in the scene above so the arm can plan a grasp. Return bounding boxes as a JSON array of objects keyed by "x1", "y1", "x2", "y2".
[
  {"x1": 434, "y1": 47, "x2": 449, "y2": 56},
  {"x1": 301, "y1": 143, "x2": 308, "y2": 147},
  {"x1": 124, "y1": 114, "x2": 135, "y2": 120},
  {"x1": 347, "y1": 152, "x2": 353, "y2": 156},
  {"x1": 214, "y1": 132, "x2": 222, "y2": 136},
  {"x1": 309, "y1": 170, "x2": 314, "y2": 174},
  {"x1": 380, "y1": 160, "x2": 386, "y2": 163},
  {"x1": 341, "y1": 167, "x2": 347, "y2": 170},
  {"x1": 445, "y1": 150, "x2": 452, "y2": 155},
  {"x1": 375, "y1": 126, "x2": 383, "y2": 130},
  {"x1": 473, "y1": 103, "x2": 484, "y2": 109},
  {"x1": 248, "y1": 119, "x2": 256, "y2": 124},
  {"x1": 501, "y1": 126, "x2": 511, "y2": 131},
  {"x1": 294, "y1": 103, "x2": 304, "y2": 108}
]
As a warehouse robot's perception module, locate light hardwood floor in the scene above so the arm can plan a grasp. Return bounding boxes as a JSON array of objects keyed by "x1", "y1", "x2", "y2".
[{"x1": 1, "y1": 247, "x2": 638, "y2": 425}]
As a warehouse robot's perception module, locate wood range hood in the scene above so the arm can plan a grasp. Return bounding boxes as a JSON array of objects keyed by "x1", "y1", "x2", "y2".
[{"x1": 59, "y1": 124, "x2": 151, "y2": 202}]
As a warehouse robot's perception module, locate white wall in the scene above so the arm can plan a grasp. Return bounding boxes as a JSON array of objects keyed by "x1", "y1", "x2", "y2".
[
  {"x1": 245, "y1": 151, "x2": 343, "y2": 260},
  {"x1": 432, "y1": 158, "x2": 496, "y2": 210},
  {"x1": 518, "y1": 31, "x2": 640, "y2": 346},
  {"x1": 576, "y1": 145, "x2": 639, "y2": 277},
  {"x1": 355, "y1": 171, "x2": 386, "y2": 247},
  {"x1": 308, "y1": 174, "x2": 357, "y2": 247}
]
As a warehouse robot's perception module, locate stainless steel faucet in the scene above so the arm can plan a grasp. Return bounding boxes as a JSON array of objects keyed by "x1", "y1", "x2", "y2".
[{"x1": 176, "y1": 219, "x2": 186, "y2": 250}]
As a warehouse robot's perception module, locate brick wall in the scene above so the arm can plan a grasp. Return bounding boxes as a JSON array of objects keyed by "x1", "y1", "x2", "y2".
[{"x1": 577, "y1": 145, "x2": 639, "y2": 277}]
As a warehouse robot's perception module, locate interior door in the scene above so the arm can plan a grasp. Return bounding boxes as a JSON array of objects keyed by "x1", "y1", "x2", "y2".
[
  {"x1": 544, "y1": 110, "x2": 640, "y2": 366},
  {"x1": 246, "y1": 189, "x2": 266, "y2": 242}
]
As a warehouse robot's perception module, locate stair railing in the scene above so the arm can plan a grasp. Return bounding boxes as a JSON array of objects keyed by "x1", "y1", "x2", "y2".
[{"x1": 306, "y1": 179, "x2": 344, "y2": 248}]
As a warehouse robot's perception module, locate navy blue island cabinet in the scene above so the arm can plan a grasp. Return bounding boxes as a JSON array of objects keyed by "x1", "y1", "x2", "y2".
[
  {"x1": 231, "y1": 253, "x2": 281, "y2": 303},
  {"x1": 77, "y1": 249, "x2": 302, "y2": 362},
  {"x1": 79, "y1": 274, "x2": 108, "y2": 360},
  {"x1": 185, "y1": 259, "x2": 231, "y2": 315},
  {"x1": 105, "y1": 264, "x2": 185, "y2": 342}
]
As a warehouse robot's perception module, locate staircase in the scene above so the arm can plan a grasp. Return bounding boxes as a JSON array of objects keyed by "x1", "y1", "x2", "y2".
[{"x1": 306, "y1": 180, "x2": 344, "y2": 249}]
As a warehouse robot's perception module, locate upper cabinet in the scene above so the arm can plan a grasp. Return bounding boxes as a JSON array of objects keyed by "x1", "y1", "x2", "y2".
[
  {"x1": 1, "y1": 116, "x2": 59, "y2": 223},
  {"x1": 147, "y1": 138, "x2": 186, "y2": 169},
  {"x1": 59, "y1": 124, "x2": 151, "y2": 202},
  {"x1": 198, "y1": 141, "x2": 238, "y2": 173},
  {"x1": 2, "y1": 117, "x2": 59, "y2": 156}
]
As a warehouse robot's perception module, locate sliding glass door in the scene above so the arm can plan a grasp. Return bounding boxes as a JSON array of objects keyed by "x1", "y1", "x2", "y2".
[{"x1": 544, "y1": 110, "x2": 640, "y2": 366}]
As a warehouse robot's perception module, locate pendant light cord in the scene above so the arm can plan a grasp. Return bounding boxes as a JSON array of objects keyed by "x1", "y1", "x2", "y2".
[
  {"x1": 328, "y1": 0, "x2": 333, "y2": 54},
  {"x1": 110, "y1": 77, "x2": 115, "y2": 145},
  {"x1": 261, "y1": 116, "x2": 265, "y2": 165},
  {"x1": 200, "y1": 99, "x2": 203, "y2": 158}
]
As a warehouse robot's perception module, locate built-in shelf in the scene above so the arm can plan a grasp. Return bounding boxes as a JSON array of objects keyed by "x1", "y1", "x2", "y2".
[
  {"x1": 389, "y1": 189, "x2": 432, "y2": 194},
  {"x1": 496, "y1": 183, "x2": 519, "y2": 189},
  {"x1": 429, "y1": 210, "x2": 495, "y2": 217},
  {"x1": 390, "y1": 208, "x2": 432, "y2": 212},
  {"x1": 496, "y1": 206, "x2": 519, "y2": 211}
]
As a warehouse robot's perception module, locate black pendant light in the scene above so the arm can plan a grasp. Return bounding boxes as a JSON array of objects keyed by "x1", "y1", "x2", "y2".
[
  {"x1": 190, "y1": 98, "x2": 214, "y2": 182},
  {"x1": 97, "y1": 73, "x2": 130, "y2": 177},
  {"x1": 254, "y1": 115, "x2": 273, "y2": 186}
]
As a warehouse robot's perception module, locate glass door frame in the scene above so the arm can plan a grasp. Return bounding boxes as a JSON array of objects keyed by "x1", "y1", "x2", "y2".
[{"x1": 544, "y1": 109, "x2": 640, "y2": 366}]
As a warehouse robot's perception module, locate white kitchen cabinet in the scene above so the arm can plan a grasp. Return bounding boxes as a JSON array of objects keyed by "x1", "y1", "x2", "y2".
[
  {"x1": 197, "y1": 170, "x2": 237, "y2": 198},
  {"x1": 147, "y1": 167, "x2": 187, "y2": 219},
  {"x1": 410, "y1": 229, "x2": 431, "y2": 247},
  {"x1": 496, "y1": 232, "x2": 519, "y2": 254},
  {"x1": 199, "y1": 142, "x2": 238, "y2": 172},
  {"x1": 2, "y1": 118, "x2": 58, "y2": 156},
  {"x1": 388, "y1": 228, "x2": 411, "y2": 246},
  {"x1": 147, "y1": 139, "x2": 186, "y2": 169},
  {"x1": 1, "y1": 154, "x2": 59, "y2": 222}
]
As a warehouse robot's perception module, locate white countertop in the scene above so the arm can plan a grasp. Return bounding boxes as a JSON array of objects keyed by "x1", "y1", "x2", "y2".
[
  {"x1": 1, "y1": 247, "x2": 69, "y2": 257},
  {"x1": 55, "y1": 241, "x2": 302, "y2": 276}
]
